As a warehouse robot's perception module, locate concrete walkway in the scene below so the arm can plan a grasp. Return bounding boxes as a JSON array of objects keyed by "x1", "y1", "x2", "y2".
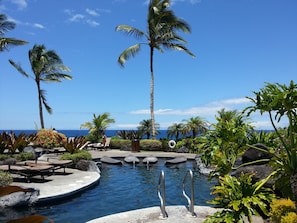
[{"x1": 11, "y1": 149, "x2": 264, "y2": 223}]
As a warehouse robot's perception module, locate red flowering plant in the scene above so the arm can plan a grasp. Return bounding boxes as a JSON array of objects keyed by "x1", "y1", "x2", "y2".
[{"x1": 33, "y1": 129, "x2": 67, "y2": 149}]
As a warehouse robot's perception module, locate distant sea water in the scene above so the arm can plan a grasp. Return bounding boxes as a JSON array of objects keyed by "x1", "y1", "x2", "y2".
[{"x1": 0, "y1": 129, "x2": 170, "y2": 139}]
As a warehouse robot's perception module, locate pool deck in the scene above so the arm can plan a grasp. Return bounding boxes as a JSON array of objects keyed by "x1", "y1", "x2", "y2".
[{"x1": 11, "y1": 149, "x2": 264, "y2": 223}]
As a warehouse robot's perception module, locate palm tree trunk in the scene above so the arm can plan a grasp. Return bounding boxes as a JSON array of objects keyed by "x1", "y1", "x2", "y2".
[
  {"x1": 150, "y1": 47, "x2": 156, "y2": 139},
  {"x1": 37, "y1": 81, "x2": 44, "y2": 129}
]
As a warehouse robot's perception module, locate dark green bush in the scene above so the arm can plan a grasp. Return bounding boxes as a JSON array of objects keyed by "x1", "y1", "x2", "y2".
[
  {"x1": 0, "y1": 154, "x2": 9, "y2": 161},
  {"x1": 110, "y1": 138, "x2": 131, "y2": 149},
  {"x1": 60, "y1": 150, "x2": 92, "y2": 166},
  {"x1": 0, "y1": 170, "x2": 13, "y2": 186},
  {"x1": 140, "y1": 139, "x2": 162, "y2": 151},
  {"x1": 14, "y1": 152, "x2": 35, "y2": 161}
]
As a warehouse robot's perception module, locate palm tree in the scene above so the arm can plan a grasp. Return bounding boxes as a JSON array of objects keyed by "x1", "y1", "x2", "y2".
[
  {"x1": 167, "y1": 122, "x2": 184, "y2": 141},
  {"x1": 9, "y1": 44, "x2": 72, "y2": 128},
  {"x1": 80, "y1": 113, "x2": 115, "y2": 142},
  {"x1": 217, "y1": 108, "x2": 239, "y2": 122},
  {"x1": 0, "y1": 14, "x2": 27, "y2": 51},
  {"x1": 183, "y1": 116, "x2": 209, "y2": 138},
  {"x1": 137, "y1": 119, "x2": 160, "y2": 139},
  {"x1": 116, "y1": 0, "x2": 195, "y2": 139}
]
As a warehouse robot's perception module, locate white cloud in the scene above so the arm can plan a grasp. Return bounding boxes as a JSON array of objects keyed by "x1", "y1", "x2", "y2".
[
  {"x1": 86, "y1": 19, "x2": 100, "y2": 27},
  {"x1": 33, "y1": 23, "x2": 45, "y2": 29},
  {"x1": 171, "y1": 0, "x2": 201, "y2": 5},
  {"x1": 11, "y1": 0, "x2": 27, "y2": 10},
  {"x1": 86, "y1": 8, "x2": 99, "y2": 16},
  {"x1": 64, "y1": 9, "x2": 100, "y2": 27},
  {"x1": 69, "y1": 14, "x2": 85, "y2": 22},
  {"x1": 130, "y1": 97, "x2": 250, "y2": 117}
]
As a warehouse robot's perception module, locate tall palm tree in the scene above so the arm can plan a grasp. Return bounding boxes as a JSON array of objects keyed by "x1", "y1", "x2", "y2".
[
  {"x1": 80, "y1": 113, "x2": 115, "y2": 142},
  {"x1": 138, "y1": 119, "x2": 160, "y2": 139},
  {"x1": 167, "y1": 122, "x2": 184, "y2": 141},
  {"x1": 183, "y1": 116, "x2": 209, "y2": 138},
  {"x1": 9, "y1": 44, "x2": 72, "y2": 128},
  {"x1": 0, "y1": 14, "x2": 27, "y2": 51},
  {"x1": 116, "y1": 0, "x2": 195, "y2": 139}
]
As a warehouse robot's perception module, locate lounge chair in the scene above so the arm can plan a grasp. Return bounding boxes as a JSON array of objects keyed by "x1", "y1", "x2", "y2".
[
  {"x1": 88, "y1": 142, "x2": 104, "y2": 150},
  {"x1": 0, "y1": 164, "x2": 54, "y2": 183},
  {"x1": 78, "y1": 141, "x2": 91, "y2": 150},
  {"x1": 19, "y1": 159, "x2": 72, "y2": 174}
]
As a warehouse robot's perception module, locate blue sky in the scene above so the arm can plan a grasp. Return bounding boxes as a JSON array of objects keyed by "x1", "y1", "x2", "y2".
[{"x1": 0, "y1": 0, "x2": 296, "y2": 130}]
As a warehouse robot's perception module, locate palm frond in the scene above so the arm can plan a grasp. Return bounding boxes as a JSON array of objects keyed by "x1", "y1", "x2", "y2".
[
  {"x1": 43, "y1": 73, "x2": 73, "y2": 82},
  {"x1": 40, "y1": 89, "x2": 52, "y2": 114},
  {"x1": 162, "y1": 43, "x2": 195, "y2": 57},
  {"x1": 118, "y1": 44, "x2": 141, "y2": 67},
  {"x1": 0, "y1": 38, "x2": 27, "y2": 51},
  {"x1": 8, "y1": 60, "x2": 30, "y2": 77},
  {"x1": 115, "y1": 25, "x2": 145, "y2": 39}
]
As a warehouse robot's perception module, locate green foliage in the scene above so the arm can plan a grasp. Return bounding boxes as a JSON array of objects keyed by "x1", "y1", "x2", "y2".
[
  {"x1": 9, "y1": 44, "x2": 72, "y2": 129},
  {"x1": 206, "y1": 173, "x2": 275, "y2": 223},
  {"x1": 247, "y1": 130, "x2": 278, "y2": 147},
  {"x1": 140, "y1": 139, "x2": 162, "y2": 151},
  {"x1": 203, "y1": 209, "x2": 240, "y2": 223},
  {"x1": 167, "y1": 122, "x2": 185, "y2": 141},
  {"x1": 33, "y1": 129, "x2": 67, "y2": 149},
  {"x1": 137, "y1": 119, "x2": 160, "y2": 139},
  {"x1": 244, "y1": 81, "x2": 297, "y2": 175},
  {"x1": 269, "y1": 198, "x2": 296, "y2": 223},
  {"x1": 81, "y1": 113, "x2": 115, "y2": 142},
  {"x1": 0, "y1": 154, "x2": 9, "y2": 160},
  {"x1": 14, "y1": 152, "x2": 35, "y2": 161},
  {"x1": 200, "y1": 109, "x2": 252, "y2": 177},
  {"x1": 174, "y1": 137, "x2": 202, "y2": 153},
  {"x1": 116, "y1": 130, "x2": 142, "y2": 140},
  {"x1": 0, "y1": 14, "x2": 28, "y2": 52},
  {"x1": 109, "y1": 138, "x2": 131, "y2": 149},
  {"x1": 182, "y1": 116, "x2": 209, "y2": 138},
  {"x1": 0, "y1": 170, "x2": 13, "y2": 186},
  {"x1": 60, "y1": 150, "x2": 91, "y2": 165}
]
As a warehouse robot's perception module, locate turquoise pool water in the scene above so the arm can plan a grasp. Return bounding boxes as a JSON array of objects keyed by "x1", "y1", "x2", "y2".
[{"x1": 4, "y1": 159, "x2": 216, "y2": 223}]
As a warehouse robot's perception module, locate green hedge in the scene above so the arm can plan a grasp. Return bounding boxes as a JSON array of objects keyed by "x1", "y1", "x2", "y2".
[{"x1": 110, "y1": 138, "x2": 163, "y2": 151}]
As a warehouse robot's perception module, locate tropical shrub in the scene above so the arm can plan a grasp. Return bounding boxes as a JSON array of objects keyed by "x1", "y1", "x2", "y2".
[
  {"x1": 244, "y1": 81, "x2": 297, "y2": 205},
  {"x1": 0, "y1": 131, "x2": 32, "y2": 154},
  {"x1": 200, "y1": 109, "x2": 253, "y2": 177},
  {"x1": 281, "y1": 212, "x2": 297, "y2": 223},
  {"x1": 0, "y1": 154, "x2": 9, "y2": 161},
  {"x1": 205, "y1": 173, "x2": 275, "y2": 223},
  {"x1": 33, "y1": 129, "x2": 67, "y2": 149},
  {"x1": 0, "y1": 170, "x2": 13, "y2": 186},
  {"x1": 140, "y1": 139, "x2": 162, "y2": 151},
  {"x1": 269, "y1": 198, "x2": 296, "y2": 223},
  {"x1": 62, "y1": 136, "x2": 87, "y2": 154},
  {"x1": 60, "y1": 150, "x2": 92, "y2": 166},
  {"x1": 247, "y1": 130, "x2": 278, "y2": 148},
  {"x1": 110, "y1": 138, "x2": 131, "y2": 149},
  {"x1": 14, "y1": 152, "x2": 35, "y2": 161},
  {"x1": 80, "y1": 112, "x2": 115, "y2": 143}
]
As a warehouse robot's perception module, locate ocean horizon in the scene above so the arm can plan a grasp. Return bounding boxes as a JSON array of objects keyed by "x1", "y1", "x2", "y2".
[{"x1": 0, "y1": 129, "x2": 171, "y2": 140}]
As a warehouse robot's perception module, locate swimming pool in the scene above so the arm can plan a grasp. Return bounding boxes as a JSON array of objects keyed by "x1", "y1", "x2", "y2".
[{"x1": 3, "y1": 159, "x2": 216, "y2": 223}]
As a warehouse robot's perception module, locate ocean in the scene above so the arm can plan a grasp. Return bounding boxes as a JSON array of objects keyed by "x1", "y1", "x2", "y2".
[{"x1": 0, "y1": 129, "x2": 170, "y2": 139}]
